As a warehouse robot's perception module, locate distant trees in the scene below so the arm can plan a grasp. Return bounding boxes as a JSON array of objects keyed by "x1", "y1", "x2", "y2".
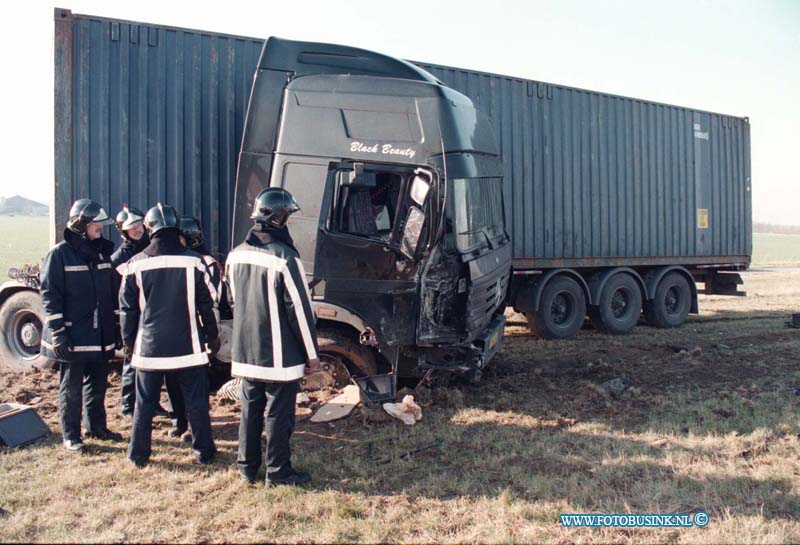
[{"x1": 753, "y1": 222, "x2": 800, "y2": 235}]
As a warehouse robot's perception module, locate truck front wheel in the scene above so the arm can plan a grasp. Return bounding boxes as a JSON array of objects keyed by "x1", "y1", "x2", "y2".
[
  {"x1": 525, "y1": 276, "x2": 586, "y2": 339},
  {"x1": 0, "y1": 290, "x2": 56, "y2": 372},
  {"x1": 301, "y1": 329, "x2": 378, "y2": 391},
  {"x1": 644, "y1": 272, "x2": 691, "y2": 328},
  {"x1": 589, "y1": 273, "x2": 643, "y2": 335}
]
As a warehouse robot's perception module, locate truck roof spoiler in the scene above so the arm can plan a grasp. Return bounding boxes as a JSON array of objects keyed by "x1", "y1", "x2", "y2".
[{"x1": 258, "y1": 37, "x2": 440, "y2": 84}]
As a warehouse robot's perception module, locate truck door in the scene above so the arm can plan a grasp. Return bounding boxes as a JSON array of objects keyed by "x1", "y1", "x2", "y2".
[{"x1": 313, "y1": 162, "x2": 434, "y2": 347}]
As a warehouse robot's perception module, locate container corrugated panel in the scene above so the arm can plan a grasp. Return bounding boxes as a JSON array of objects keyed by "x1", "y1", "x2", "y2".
[
  {"x1": 55, "y1": 9, "x2": 751, "y2": 267},
  {"x1": 54, "y1": 9, "x2": 263, "y2": 255},
  {"x1": 416, "y1": 62, "x2": 752, "y2": 268}
]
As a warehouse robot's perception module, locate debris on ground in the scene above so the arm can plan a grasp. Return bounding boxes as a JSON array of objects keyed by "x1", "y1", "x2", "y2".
[
  {"x1": 296, "y1": 392, "x2": 311, "y2": 406},
  {"x1": 216, "y1": 378, "x2": 241, "y2": 401},
  {"x1": 359, "y1": 403, "x2": 394, "y2": 425},
  {"x1": 382, "y1": 395, "x2": 423, "y2": 425},
  {"x1": 310, "y1": 385, "x2": 360, "y2": 423},
  {"x1": 600, "y1": 378, "x2": 628, "y2": 399}
]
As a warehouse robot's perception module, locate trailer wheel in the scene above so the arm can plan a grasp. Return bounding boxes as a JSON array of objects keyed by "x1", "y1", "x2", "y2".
[
  {"x1": 301, "y1": 329, "x2": 377, "y2": 390},
  {"x1": 644, "y1": 272, "x2": 691, "y2": 328},
  {"x1": 0, "y1": 290, "x2": 56, "y2": 372},
  {"x1": 525, "y1": 276, "x2": 586, "y2": 339},
  {"x1": 589, "y1": 273, "x2": 643, "y2": 335}
]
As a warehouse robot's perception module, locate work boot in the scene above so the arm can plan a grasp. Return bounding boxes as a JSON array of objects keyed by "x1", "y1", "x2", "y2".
[
  {"x1": 63, "y1": 439, "x2": 85, "y2": 452},
  {"x1": 240, "y1": 471, "x2": 257, "y2": 485},
  {"x1": 267, "y1": 471, "x2": 311, "y2": 487},
  {"x1": 85, "y1": 429, "x2": 123, "y2": 442},
  {"x1": 167, "y1": 424, "x2": 188, "y2": 438},
  {"x1": 128, "y1": 457, "x2": 148, "y2": 469},
  {"x1": 195, "y1": 449, "x2": 217, "y2": 465},
  {"x1": 154, "y1": 404, "x2": 170, "y2": 419}
]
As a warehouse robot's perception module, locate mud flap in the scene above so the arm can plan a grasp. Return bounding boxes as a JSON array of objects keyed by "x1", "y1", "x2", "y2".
[{"x1": 353, "y1": 346, "x2": 398, "y2": 403}]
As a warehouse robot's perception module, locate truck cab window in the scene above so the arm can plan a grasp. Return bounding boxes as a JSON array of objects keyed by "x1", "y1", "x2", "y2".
[
  {"x1": 338, "y1": 173, "x2": 404, "y2": 240},
  {"x1": 451, "y1": 177, "x2": 507, "y2": 252}
]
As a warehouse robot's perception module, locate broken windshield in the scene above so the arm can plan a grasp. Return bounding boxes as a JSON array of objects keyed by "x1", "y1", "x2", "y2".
[{"x1": 451, "y1": 177, "x2": 506, "y2": 253}]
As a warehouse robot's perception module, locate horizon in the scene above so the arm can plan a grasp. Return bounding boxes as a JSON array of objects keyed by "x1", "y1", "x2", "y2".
[{"x1": 0, "y1": 1, "x2": 797, "y2": 225}]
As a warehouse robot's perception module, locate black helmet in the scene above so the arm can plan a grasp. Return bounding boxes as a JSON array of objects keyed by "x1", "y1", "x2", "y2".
[
  {"x1": 251, "y1": 187, "x2": 300, "y2": 228},
  {"x1": 179, "y1": 216, "x2": 204, "y2": 249},
  {"x1": 115, "y1": 205, "x2": 145, "y2": 236},
  {"x1": 67, "y1": 199, "x2": 114, "y2": 234},
  {"x1": 143, "y1": 203, "x2": 179, "y2": 235}
]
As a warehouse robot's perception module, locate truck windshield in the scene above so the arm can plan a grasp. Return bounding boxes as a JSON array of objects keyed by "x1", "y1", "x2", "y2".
[{"x1": 452, "y1": 177, "x2": 506, "y2": 252}]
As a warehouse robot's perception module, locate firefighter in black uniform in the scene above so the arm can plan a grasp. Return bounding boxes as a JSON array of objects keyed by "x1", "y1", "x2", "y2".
[
  {"x1": 179, "y1": 215, "x2": 232, "y2": 318},
  {"x1": 226, "y1": 188, "x2": 321, "y2": 485},
  {"x1": 119, "y1": 204, "x2": 220, "y2": 467},
  {"x1": 162, "y1": 215, "x2": 226, "y2": 438},
  {"x1": 40, "y1": 199, "x2": 123, "y2": 451},
  {"x1": 111, "y1": 206, "x2": 154, "y2": 417}
]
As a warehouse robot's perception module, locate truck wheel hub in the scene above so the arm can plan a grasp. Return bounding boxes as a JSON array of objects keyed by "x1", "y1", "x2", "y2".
[
  {"x1": 611, "y1": 290, "x2": 629, "y2": 317},
  {"x1": 551, "y1": 294, "x2": 571, "y2": 324},
  {"x1": 20, "y1": 322, "x2": 41, "y2": 347},
  {"x1": 300, "y1": 354, "x2": 351, "y2": 391}
]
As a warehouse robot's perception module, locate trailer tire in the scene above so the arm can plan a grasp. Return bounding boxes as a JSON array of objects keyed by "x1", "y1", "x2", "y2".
[
  {"x1": 644, "y1": 272, "x2": 691, "y2": 328},
  {"x1": 588, "y1": 273, "x2": 643, "y2": 335},
  {"x1": 0, "y1": 290, "x2": 56, "y2": 372},
  {"x1": 525, "y1": 276, "x2": 586, "y2": 339}
]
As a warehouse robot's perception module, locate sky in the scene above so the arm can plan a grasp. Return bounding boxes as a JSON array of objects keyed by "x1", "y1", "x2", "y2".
[{"x1": 0, "y1": 0, "x2": 797, "y2": 224}]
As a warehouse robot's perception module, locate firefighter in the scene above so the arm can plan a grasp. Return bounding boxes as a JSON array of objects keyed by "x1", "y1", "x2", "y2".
[
  {"x1": 40, "y1": 199, "x2": 123, "y2": 451},
  {"x1": 179, "y1": 215, "x2": 233, "y2": 317},
  {"x1": 226, "y1": 187, "x2": 320, "y2": 486},
  {"x1": 119, "y1": 203, "x2": 220, "y2": 467},
  {"x1": 110, "y1": 205, "x2": 170, "y2": 419},
  {"x1": 161, "y1": 215, "x2": 225, "y2": 439}
]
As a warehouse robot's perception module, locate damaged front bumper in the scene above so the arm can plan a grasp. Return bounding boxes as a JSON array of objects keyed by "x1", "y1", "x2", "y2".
[{"x1": 416, "y1": 313, "x2": 506, "y2": 374}]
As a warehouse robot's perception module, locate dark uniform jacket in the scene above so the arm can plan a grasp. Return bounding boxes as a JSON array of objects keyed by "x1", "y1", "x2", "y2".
[
  {"x1": 195, "y1": 246, "x2": 233, "y2": 320},
  {"x1": 226, "y1": 226, "x2": 318, "y2": 382},
  {"x1": 40, "y1": 229, "x2": 118, "y2": 362},
  {"x1": 110, "y1": 234, "x2": 149, "y2": 271},
  {"x1": 118, "y1": 231, "x2": 219, "y2": 371},
  {"x1": 194, "y1": 245, "x2": 221, "y2": 304}
]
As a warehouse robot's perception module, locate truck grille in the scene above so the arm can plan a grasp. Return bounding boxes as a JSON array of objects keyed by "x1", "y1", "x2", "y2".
[{"x1": 465, "y1": 244, "x2": 511, "y2": 335}]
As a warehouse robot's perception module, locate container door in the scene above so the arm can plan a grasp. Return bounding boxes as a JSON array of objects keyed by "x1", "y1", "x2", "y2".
[{"x1": 693, "y1": 113, "x2": 712, "y2": 256}]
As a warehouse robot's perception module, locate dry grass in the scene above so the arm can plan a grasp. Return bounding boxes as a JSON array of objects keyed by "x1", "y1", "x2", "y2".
[{"x1": 1, "y1": 269, "x2": 800, "y2": 543}]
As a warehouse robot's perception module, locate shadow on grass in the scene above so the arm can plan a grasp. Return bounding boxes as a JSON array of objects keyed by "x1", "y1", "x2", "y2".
[{"x1": 278, "y1": 307, "x2": 800, "y2": 520}]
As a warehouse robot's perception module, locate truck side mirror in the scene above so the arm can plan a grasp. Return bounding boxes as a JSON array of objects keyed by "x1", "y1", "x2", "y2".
[
  {"x1": 399, "y1": 206, "x2": 426, "y2": 259},
  {"x1": 409, "y1": 175, "x2": 430, "y2": 205}
]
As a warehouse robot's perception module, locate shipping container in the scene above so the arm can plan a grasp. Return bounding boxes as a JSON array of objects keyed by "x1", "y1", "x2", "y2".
[
  {"x1": 53, "y1": 8, "x2": 264, "y2": 254},
  {"x1": 417, "y1": 63, "x2": 752, "y2": 270},
  {"x1": 52, "y1": 8, "x2": 751, "y2": 270},
  {"x1": 1, "y1": 8, "x2": 755, "y2": 372}
]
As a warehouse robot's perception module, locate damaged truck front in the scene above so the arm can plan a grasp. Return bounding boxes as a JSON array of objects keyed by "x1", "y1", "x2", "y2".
[{"x1": 231, "y1": 38, "x2": 511, "y2": 389}]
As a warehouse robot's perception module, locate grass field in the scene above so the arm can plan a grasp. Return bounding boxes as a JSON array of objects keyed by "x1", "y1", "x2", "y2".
[
  {"x1": 1, "y1": 240, "x2": 800, "y2": 541},
  {"x1": 0, "y1": 216, "x2": 49, "y2": 277},
  {"x1": 1, "y1": 218, "x2": 798, "y2": 275},
  {"x1": 752, "y1": 233, "x2": 800, "y2": 266}
]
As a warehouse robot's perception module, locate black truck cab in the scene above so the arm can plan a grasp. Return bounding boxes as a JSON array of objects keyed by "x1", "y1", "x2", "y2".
[{"x1": 232, "y1": 38, "x2": 511, "y2": 382}]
